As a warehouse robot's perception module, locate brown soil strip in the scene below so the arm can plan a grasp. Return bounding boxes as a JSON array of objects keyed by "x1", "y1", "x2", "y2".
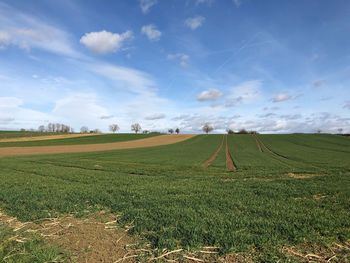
[
  {"x1": 203, "y1": 135, "x2": 225, "y2": 168},
  {"x1": 0, "y1": 134, "x2": 194, "y2": 157},
  {"x1": 225, "y1": 135, "x2": 236, "y2": 172},
  {"x1": 0, "y1": 133, "x2": 99, "y2": 142}
]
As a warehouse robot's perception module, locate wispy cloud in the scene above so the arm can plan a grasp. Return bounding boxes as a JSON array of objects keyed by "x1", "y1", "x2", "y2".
[
  {"x1": 185, "y1": 16, "x2": 205, "y2": 30},
  {"x1": 272, "y1": 93, "x2": 292, "y2": 103},
  {"x1": 141, "y1": 24, "x2": 161, "y2": 41},
  {"x1": 197, "y1": 89, "x2": 223, "y2": 101},
  {"x1": 167, "y1": 53, "x2": 189, "y2": 67},
  {"x1": 0, "y1": 2, "x2": 80, "y2": 58},
  {"x1": 344, "y1": 100, "x2": 350, "y2": 110},
  {"x1": 225, "y1": 80, "x2": 262, "y2": 107},
  {"x1": 90, "y1": 63, "x2": 157, "y2": 95},
  {"x1": 232, "y1": 0, "x2": 241, "y2": 8},
  {"x1": 145, "y1": 113, "x2": 166, "y2": 120},
  {"x1": 139, "y1": 0, "x2": 157, "y2": 14}
]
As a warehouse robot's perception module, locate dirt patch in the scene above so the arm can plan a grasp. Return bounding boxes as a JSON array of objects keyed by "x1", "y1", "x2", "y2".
[
  {"x1": 287, "y1": 172, "x2": 324, "y2": 179},
  {"x1": 0, "y1": 134, "x2": 194, "y2": 157},
  {"x1": 218, "y1": 253, "x2": 254, "y2": 263},
  {"x1": 203, "y1": 135, "x2": 225, "y2": 168},
  {"x1": 0, "y1": 133, "x2": 98, "y2": 143},
  {"x1": 0, "y1": 210, "x2": 148, "y2": 262},
  {"x1": 225, "y1": 136, "x2": 236, "y2": 172},
  {"x1": 283, "y1": 242, "x2": 350, "y2": 262}
]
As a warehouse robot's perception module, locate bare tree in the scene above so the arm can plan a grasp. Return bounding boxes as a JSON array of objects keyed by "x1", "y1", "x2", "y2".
[
  {"x1": 38, "y1": 125, "x2": 45, "y2": 132},
  {"x1": 131, "y1": 123, "x2": 141, "y2": 134},
  {"x1": 93, "y1": 129, "x2": 101, "y2": 133},
  {"x1": 338, "y1": 128, "x2": 343, "y2": 134},
  {"x1": 168, "y1": 128, "x2": 174, "y2": 134},
  {"x1": 226, "y1": 128, "x2": 234, "y2": 134},
  {"x1": 202, "y1": 123, "x2": 214, "y2": 134},
  {"x1": 175, "y1": 128, "x2": 180, "y2": 134},
  {"x1": 109, "y1": 124, "x2": 120, "y2": 133},
  {"x1": 47, "y1": 123, "x2": 54, "y2": 132},
  {"x1": 80, "y1": 126, "x2": 89, "y2": 133}
]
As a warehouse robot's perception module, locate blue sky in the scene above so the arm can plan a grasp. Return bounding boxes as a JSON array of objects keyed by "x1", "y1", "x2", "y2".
[{"x1": 0, "y1": 0, "x2": 349, "y2": 133}]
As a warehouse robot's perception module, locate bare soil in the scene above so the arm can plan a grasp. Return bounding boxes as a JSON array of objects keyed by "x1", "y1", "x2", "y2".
[
  {"x1": 0, "y1": 133, "x2": 98, "y2": 142},
  {"x1": 0, "y1": 209, "x2": 146, "y2": 263},
  {"x1": 0, "y1": 134, "x2": 194, "y2": 157}
]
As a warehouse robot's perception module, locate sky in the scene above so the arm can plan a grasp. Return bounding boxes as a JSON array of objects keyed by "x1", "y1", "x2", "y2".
[{"x1": 0, "y1": 0, "x2": 349, "y2": 133}]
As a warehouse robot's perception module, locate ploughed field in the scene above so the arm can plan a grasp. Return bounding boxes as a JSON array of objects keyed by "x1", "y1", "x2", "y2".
[{"x1": 0, "y1": 134, "x2": 349, "y2": 262}]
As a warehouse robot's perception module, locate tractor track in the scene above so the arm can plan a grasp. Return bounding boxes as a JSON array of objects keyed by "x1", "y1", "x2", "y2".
[
  {"x1": 203, "y1": 135, "x2": 225, "y2": 168},
  {"x1": 252, "y1": 134, "x2": 326, "y2": 172},
  {"x1": 225, "y1": 135, "x2": 236, "y2": 172},
  {"x1": 252, "y1": 134, "x2": 292, "y2": 168}
]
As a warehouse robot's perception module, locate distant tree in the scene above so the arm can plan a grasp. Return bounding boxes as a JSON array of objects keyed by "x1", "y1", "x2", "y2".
[
  {"x1": 93, "y1": 129, "x2": 101, "y2": 133},
  {"x1": 20, "y1": 128, "x2": 26, "y2": 132},
  {"x1": 317, "y1": 129, "x2": 322, "y2": 134},
  {"x1": 237, "y1": 129, "x2": 248, "y2": 134},
  {"x1": 168, "y1": 128, "x2": 174, "y2": 134},
  {"x1": 80, "y1": 126, "x2": 89, "y2": 133},
  {"x1": 143, "y1": 130, "x2": 150, "y2": 134},
  {"x1": 338, "y1": 128, "x2": 343, "y2": 134},
  {"x1": 131, "y1": 123, "x2": 141, "y2": 134},
  {"x1": 202, "y1": 123, "x2": 214, "y2": 134},
  {"x1": 226, "y1": 128, "x2": 234, "y2": 134},
  {"x1": 38, "y1": 125, "x2": 45, "y2": 132},
  {"x1": 109, "y1": 124, "x2": 120, "y2": 133},
  {"x1": 175, "y1": 128, "x2": 180, "y2": 134},
  {"x1": 47, "y1": 123, "x2": 54, "y2": 132}
]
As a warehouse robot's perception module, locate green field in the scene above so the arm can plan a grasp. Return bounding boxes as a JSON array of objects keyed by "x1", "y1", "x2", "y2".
[
  {"x1": 0, "y1": 134, "x2": 349, "y2": 261},
  {"x1": 0, "y1": 133, "x2": 159, "y2": 147}
]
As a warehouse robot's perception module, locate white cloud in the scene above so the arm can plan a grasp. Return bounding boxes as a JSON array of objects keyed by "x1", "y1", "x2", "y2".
[
  {"x1": 185, "y1": 16, "x2": 205, "y2": 30},
  {"x1": 145, "y1": 113, "x2": 166, "y2": 120},
  {"x1": 272, "y1": 93, "x2": 292, "y2": 102},
  {"x1": 197, "y1": 89, "x2": 223, "y2": 101},
  {"x1": 167, "y1": 53, "x2": 189, "y2": 67},
  {"x1": 80, "y1": 30, "x2": 133, "y2": 54},
  {"x1": 139, "y1": 0, "x2": 157, "y2": 14},
  {"x1": 141, "y1": 24, "x2": 161, "y2": 41}
]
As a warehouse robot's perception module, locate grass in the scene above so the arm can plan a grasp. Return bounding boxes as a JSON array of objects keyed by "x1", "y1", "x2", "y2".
[
  {"x1": 0, "y1": 134, "x2": 349, "y2": 260},
  {"x1": 0, "y1": 133, "x2": 160, "y2": 147},
  {"x1": 0, "y1": 224, "x2": 65, "y2": 263}
]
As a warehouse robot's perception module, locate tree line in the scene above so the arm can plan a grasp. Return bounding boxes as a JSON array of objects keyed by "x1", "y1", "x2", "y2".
[{"x1": 27, "y1": 122, "x2": 256, "y2": 135}]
